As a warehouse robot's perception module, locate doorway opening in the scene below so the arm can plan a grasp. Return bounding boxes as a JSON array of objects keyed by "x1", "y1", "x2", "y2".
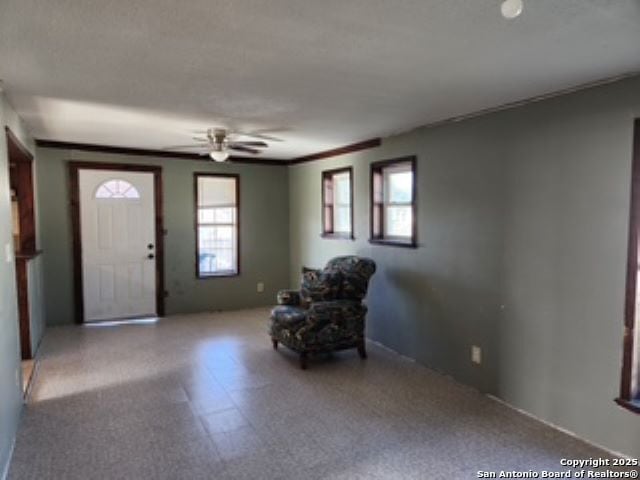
[{"x1": 6, "y1": 127, "x2": 38, "y2": 395}]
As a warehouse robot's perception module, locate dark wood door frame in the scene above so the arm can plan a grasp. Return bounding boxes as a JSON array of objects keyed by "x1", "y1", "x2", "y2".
[
  {"x1": 6, "y1": 127, "x2": 36, "y2": 252},
  {"x1": 6, "y1": 127, "x2": 36, "y2": 359},
  {"x1": 69, "y1": 161, "x2": 165, "y2": 324}
]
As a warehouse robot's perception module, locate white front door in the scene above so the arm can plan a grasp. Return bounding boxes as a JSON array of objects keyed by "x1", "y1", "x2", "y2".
[{"x1": 79, "y1": 170, "x2": 157, "y2": 322}]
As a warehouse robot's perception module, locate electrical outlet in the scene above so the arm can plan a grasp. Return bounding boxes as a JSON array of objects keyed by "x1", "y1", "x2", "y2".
[
  {"x1": 5, "y1": 243, "x2": 13, "y2": 263},
  {"x1": 257, "y1": 282, "x2": 265, "y2": 293},
  {"x1": 471, "y1": 345, "x2": 482, "y2": 365}
]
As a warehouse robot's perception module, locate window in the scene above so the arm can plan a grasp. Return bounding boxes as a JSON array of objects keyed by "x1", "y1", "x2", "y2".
[
  {"x1": 95, "y1": 179, "x2": 140, "y2": 199},
  {"x1": 618, "y1": 119, "x2": 640, "y2": 414},
  {"x1": 195, "y1": 174, "x2": 239, "y2": 277},
  {"x1": 370, "y1": 156, "x2": 417, "y2": 247},
  {"x1": 321, "y1": 167, "x2": 353, "y2": 239}
]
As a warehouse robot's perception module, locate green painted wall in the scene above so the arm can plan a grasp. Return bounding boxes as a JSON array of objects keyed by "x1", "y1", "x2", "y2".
[
  {"x1": 0, "y1": 94, "x2": 37, "y2": 479},
  {"x1": 36, "y1": 149, "x2": 290, "y2": 325},
  {"x1": 288, "y1": 75, "x2": 640, "y2": 456}
]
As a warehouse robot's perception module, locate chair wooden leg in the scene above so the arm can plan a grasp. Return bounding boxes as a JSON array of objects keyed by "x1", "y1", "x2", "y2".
[
  {"x1": 299, "y1": 352, "x2": 308, "y2": 370},
  {"x1": 357, "y1": 339, "x2": 367, "y2": 359},
  {"x1": 272, "y1": 339, "x2": 278, "y2": 350}
]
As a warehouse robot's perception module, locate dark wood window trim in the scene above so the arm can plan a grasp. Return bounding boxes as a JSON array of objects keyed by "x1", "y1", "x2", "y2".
[
  {"x1": 321, "y1": 167, "x2": 354, "y2": 240},
  {"x1": 617, "y1": 118, "x2": 640, "y2": 414},
  {"x1": 369, "y1": 156, "x2": 417, "y2": 248},
  {"x1": 615, "y1": 397, "x2": 640, "y2": 414},
  {"x1": 194, "y1": 173, "x2": 240, "y2": 279},
  {"x1": 69, "y1": 161, "x2": 165, "y2": 324}
]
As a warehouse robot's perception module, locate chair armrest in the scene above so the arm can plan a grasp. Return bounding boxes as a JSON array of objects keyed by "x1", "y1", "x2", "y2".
[{"x1": 277, "y1": 289, "x2": 301, "y2": 306}]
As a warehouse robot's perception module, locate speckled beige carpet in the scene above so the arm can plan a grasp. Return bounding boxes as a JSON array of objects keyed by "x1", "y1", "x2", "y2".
[{"x1": 8, "y1": 308, "x2": 634, "y2": 479}]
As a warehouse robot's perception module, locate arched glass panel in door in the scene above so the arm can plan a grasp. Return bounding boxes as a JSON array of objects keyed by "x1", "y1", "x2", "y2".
[{"x1": 95, "y1": 179, "x2": 140, "y2": 199}]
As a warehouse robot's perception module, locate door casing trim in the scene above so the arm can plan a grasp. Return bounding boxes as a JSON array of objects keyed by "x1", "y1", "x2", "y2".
[
  {"x1": 6, "y1": 127, "x2": 36, "y2": 358},
  {"x1": 69, "y1": 161, "x2": 165, "y2": 324}
]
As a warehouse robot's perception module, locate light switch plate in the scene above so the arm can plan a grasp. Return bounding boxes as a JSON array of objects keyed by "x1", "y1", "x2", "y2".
[
  {"x1": 5, "y1": 243, "x2": 13, "y2": 263},
  {"x1": 257, "y1": 282, "x2": 265, "y2": 293},
  {"x1": 471, "y1": 345, "x2": 482, "y2": 365}
]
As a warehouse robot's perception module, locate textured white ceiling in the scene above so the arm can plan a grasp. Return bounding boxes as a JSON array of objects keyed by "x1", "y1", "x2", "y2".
[{"x1": 1, "y1": 0, "x2": 639, "y2": 160}]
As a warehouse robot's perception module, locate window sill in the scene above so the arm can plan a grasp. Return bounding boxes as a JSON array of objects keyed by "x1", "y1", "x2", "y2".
[
  {"x1": 197, "y1": 272, "x2": 239, "y2": 279},
  {"x1": 369, "y1": 238, "x2": 417, "y2": 249},
  {"x1": 615, "y1": 397, "x2": 640, "y2": 414},
  {"x1": 321, "y1": 233, "x2": 355, "y2": 241}
]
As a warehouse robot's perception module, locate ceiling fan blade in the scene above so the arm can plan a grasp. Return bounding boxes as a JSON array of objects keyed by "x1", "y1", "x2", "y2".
[
  {"x1": 228, "y1": 141, "x2": 268, "y2": 148},
  {"x1": 163, "y1": 144, "x2": 211, "y2": 150},
  {"x1": 193, "y1": 127, "x2": 285, "y2": 141},
  {"x1": 229, "y1": 145, "x2": 260, "y2": 154},
  {"x1": 234, "y1": 132, "x2": 283, "y2": 142}
]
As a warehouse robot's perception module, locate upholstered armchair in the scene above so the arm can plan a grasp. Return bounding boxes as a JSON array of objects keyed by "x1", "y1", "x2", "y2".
[{"x1": 269, "y1": 256, "x2": 376, "y2": 369}]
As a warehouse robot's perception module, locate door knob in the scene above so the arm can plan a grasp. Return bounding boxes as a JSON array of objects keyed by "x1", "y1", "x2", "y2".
[
  {"x1": 147, "y1": 243, "x2": 154, "y2": 250},
  {"x1": 147, "y1": 253, "x2": 155, "y2": 259}
]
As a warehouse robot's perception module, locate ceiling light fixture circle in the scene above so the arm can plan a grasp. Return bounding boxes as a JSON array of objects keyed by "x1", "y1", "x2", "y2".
[
  {"x1": 209, "y1": 150, "x2": 229, "y2": 162},
  {"x1": 501, "y1": 0, "x2": 523, "y2": 19}
]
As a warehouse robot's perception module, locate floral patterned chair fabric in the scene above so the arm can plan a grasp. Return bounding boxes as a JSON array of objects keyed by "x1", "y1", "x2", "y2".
[{"x1": 270, "y1": 256, "x2": 376, "y2": 369}]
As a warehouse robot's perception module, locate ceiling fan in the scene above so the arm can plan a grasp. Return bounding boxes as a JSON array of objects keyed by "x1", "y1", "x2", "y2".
[{"x1": 164, "y1": 128, "x2": 280, "y2": 162}]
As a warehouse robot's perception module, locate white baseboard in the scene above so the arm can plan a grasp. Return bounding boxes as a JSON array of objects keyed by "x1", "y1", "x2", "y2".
[
  {"x1": 367, "y1": 337, "x2": 628, "y2": 459},
  {"x1": 368, "y1": 338, "x2": 417, "y2": 364},
  {"x1": 487, "y1": 394, "x2": 628, "y2": 459},
  {"x1": 1, "y1": 437, "x2": 16, "y2": 480}
]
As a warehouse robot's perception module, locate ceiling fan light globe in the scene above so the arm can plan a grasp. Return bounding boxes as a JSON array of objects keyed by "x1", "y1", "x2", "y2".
[
  {"x1": 501, "y1": 0, "x2": 523, "y2": 19},
  {"x1": 209, "y1": 150, "x2": 229, "y2": 162}
]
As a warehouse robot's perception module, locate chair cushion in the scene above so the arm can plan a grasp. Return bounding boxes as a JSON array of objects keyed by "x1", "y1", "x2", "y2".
[
  {"x1": 300, "y1": 269, "x2": 342, "y2": 303},
  {"x1": 325, "y1": 256, "x2": 376, "y2": 300},
  {"x1": 270, "y1": 305, "x2": 307, "y2": 327}
]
